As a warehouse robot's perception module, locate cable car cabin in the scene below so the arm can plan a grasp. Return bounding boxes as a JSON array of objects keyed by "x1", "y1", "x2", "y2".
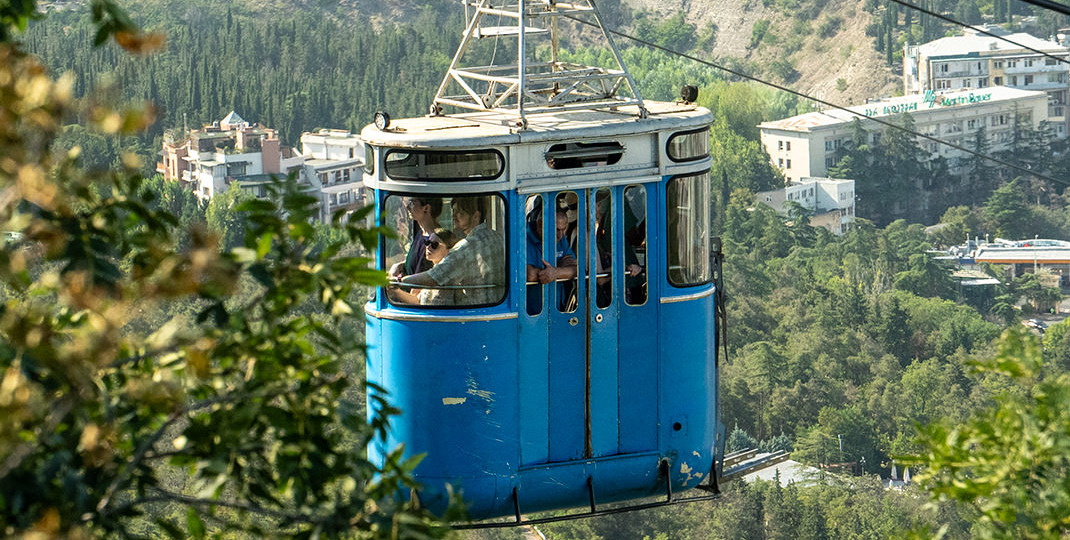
[{"x1": 362, "y1": 101, "x2": 724, "y2": 519}]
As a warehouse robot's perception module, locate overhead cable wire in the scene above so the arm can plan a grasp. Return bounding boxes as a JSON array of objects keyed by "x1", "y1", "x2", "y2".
[
  {"x1": 1014, "y1": 0, "x2": 1070, "y2": 17},
  {"x1": 561, "y1": 13, "x2": 1068, "y2": 188},
  {"x1": 889, "y1": 0, "x2": 1070, "y2": 66}
]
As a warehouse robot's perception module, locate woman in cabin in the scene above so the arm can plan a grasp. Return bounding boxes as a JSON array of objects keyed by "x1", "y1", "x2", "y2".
[{"x1": 388, "y1": 228, "x2": 461, "y2": 305}]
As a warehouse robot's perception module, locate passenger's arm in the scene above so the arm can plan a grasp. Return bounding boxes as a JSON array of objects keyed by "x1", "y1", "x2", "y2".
[{"x1": 402, "y1": 272, "x2": 439, "y2": 287}]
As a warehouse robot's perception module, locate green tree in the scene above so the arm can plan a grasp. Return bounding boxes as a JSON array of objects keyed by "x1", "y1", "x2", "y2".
[
  {"x1": 0, "y1": 3, "x2": 451, "y2": 538},
  {"x1": 910, "y1": 329, "x2": 1070, "y2": 539},
  {"x1": 984, "y1": 179, "x2": 1032, "y2": 239}
]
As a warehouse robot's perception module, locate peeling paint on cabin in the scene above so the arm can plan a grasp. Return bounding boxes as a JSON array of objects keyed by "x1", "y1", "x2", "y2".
[
  {"x1": 442, "y1": 397, "x2": 467, "y2": 405},
  {"x1": 467, "y1": 388, "x2": 495, "y2": 401}
]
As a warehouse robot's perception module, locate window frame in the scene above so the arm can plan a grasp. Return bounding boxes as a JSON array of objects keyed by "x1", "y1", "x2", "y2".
[
  {"x1": 665, "y1": 170, "x2": 712, "y2": 288},
  {"x1": 384, "y1": 148, "x2": 505, "y2": 182},
  {"x1": 666, "y1": 127, "x2": 712, "y2": 163},
  {"x1": 380, "y1": 191, "x2": 509, "y2": 309}
]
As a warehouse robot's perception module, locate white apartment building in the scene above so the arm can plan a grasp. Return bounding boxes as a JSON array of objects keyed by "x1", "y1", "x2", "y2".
[
  {"x1": 159, "y1": 111, "x2": 306, "y2": 201},
  {"x1": 904, "y1": 26, "x2": 1070, "y2": 137},
  {"x1": 158, "y1": 115, "x2": 367, "y2": 223},
  {"x1": 755, "y1": 177, "x2": 856, "y2": 235},
  {"x1": 299, "y1": 129, "x2": 366, "y2": 222},
  {"x1": 758, "y1": 86, "x2": 1049, "y2": 182}
]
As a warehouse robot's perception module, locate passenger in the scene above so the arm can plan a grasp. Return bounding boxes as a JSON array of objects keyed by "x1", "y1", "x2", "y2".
[
  {"x1": 390, "y1": 196, "x2": 443, "y2": 280},
  {"x1": 388, "y1": 228, "x2": 460, "y2": 305},
  {"x1": 401, "y1": 197, "x2": 505, "y2": 305},
  {"x1": 527, "y1": 209, "x2": 578, "y2": 313}
]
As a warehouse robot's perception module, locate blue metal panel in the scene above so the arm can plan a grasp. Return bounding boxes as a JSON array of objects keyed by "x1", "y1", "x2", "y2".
[
  {"x1": 371, "y1": 315, "x2": 520, "y2": 513},
  {"x1": 547, "y1": 192, "x2": 588, "y2": 462},
  {"x1": 657, "y1": 293, "x2": 717, "y2": 489},
  {"x1": 589, "y1": 187, "x2": 619, "y2": 458},
  {"x1": 617, "y1": 182, "x2": 659, "y2": 455},
  {"x1": 518, "y1": 194, "x2": 550, "y2": 466}
]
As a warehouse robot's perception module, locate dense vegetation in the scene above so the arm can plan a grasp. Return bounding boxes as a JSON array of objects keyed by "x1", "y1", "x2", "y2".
[{"x1": 7, "y1": 0, "x2": 1070, "y2": 538}]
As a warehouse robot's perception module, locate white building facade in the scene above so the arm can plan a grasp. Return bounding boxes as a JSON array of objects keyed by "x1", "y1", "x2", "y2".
[
  {"x1": 756, "y1": 177, "x2": 856, "y2": 235},
  {"x1": 758, "y1": 86, "x2": 1049, "y2": 182},
  {"x1": 299, "y1": 129, "x2": 366, "y2": 222},
  {"x1": 904, "y1": 27, "x2": 1070, "y2": 137}
]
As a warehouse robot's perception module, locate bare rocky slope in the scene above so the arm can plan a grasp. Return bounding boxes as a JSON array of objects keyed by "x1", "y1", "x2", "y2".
[{"x1": 622, "y1": 0, "x2": 902, "y2": 105}]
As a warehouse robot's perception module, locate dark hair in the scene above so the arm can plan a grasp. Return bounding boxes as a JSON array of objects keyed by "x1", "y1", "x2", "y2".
[
  {"x1": 414, "y1": 197, "x2": 444, "y2": 218},
  {"x1": 432, "y1": 228, "x2": 460, "y2": 249},
  {"x1": 452, "y1": 197, "x2": 486, "y2": 223}
]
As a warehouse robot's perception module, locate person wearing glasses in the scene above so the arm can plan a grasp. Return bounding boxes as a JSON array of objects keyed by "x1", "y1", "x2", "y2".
[
  {"x1": 526, "y1": 208, "x2": 577, "y2": 314},
  {"x1": 390, "y1": 197, "x2": 443, "y2": 281},
  {"x1": 399, "y1": 197, "x2": 505, "y2": 306},
  {"x1": 388, "y1": 228, "x2": 460, "y2": 305}
]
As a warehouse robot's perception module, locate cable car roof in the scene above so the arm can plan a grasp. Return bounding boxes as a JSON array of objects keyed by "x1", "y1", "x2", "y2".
[{"x1": 360, "y1": 101, "x2": 712, "y2": 149}]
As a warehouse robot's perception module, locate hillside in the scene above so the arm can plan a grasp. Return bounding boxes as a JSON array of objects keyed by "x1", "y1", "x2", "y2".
[{"x1": 622, "y1": 0, "x2": 901, "y2": 103}]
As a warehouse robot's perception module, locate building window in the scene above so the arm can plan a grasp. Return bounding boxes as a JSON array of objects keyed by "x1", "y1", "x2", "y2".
[
  {"x1": 940, "y1": 63, "x2": 949, "y2": 73},
  {"x1": 936, "y1": 79, "x2": 951, "y2": 89},
  {"x1": 786, "y1": 141, "x2": 791, "y2": 151},
  {"x1": 786, "y1": 159, "x2": 792, "y2": 169},
  {"x1": 1024, "y1": 75, "x2": 1034, "y2": 85},
  {"x1": 994, "y1": 60, "x2": 1003, "y2": 69},
  {"x1": 1025, "y1": 59, "x2": 1035, "y2": 67},
  {"x1": 1011, "y1": 76, "x2": 1018, "y2": 86},
  {"x1": 778, "y1": 158, "x2": 784, "y2": 167},
  {"x1": 826, "y1": 157, "x2": 837, "y2": 168},
  {"x1": 1047, "y1": 58, "x2": 1059, "y2": 66},
  {"x1": 1007, "y1": 60, "x2": 1017, "y2": 68},
  {"x1": 963, "y1": 79, "x2": 971, "y2": 88},
  {"x1": 994, "y1": 76, "x2": 1003, "y2": 85},
  {"x1": 967, "y1": 119, "x2": 976, "y2": 130},
  {"x1": 978, "y1": 78, "x2": 988, "y2": 88},
  {"x1": 778, "y1": 140, "x2": 784, "y2": 150}
]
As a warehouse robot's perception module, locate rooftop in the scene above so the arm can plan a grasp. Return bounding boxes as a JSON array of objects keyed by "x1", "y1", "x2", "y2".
[
  {"x1": 360, "y1": 101, "x2": 711, "y2": 148},
  {"x1": 759, "y1": 86, "x2": 1047, "y2": 132},
  {"x1": 918, "y1": 32, "x2": 1067, "y2": 58}
]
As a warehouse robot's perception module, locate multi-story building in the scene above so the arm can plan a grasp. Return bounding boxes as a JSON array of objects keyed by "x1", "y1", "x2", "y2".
[
  {"x1": 157, "y1": 111, "x2": 306, "y2": 201},
  {"x1": 904, "y1": 26, "x2": 1070, "y2": 137},
  {"x1": 299, "y1": 129, "x2": 366, "y2": 222},
  {"x1": 758, "y1": 86, "x2": 1049, "y2": 183},
  {"x1": 156, "y1": 115, "x2": 369, "y2": 222},
  {"x1": 755, "y1": 177, "x2": 856, "y2": 235}
]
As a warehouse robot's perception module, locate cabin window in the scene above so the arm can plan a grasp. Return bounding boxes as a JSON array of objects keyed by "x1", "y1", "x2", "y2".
[
  {"x1": 363, "y1": 144, "x2": 374, "y2": 175},
  {"x1": 382, "y1": 193, "x2": 507, "y2": 308},
  {"x1": 556, "y1": 192, "x2": 580, "y2": 313},
  {"x1": 667, "y1": 128, "x2": 710, "y2": 162},
  {"x1": 666, "y1": 172, "x2": 711, "y2": 287},
  {"x1": 594, "y1": 188, "x2": 613, "y2": 309},
  {"x1": 384, "y1": 149, "x2": 504, "y2": 181},
  {"x1": 623, "y1": 185, "x2": 647, "y2": 306},
  {"x1": 525, "y1": 195, "x2": 544, "y2": 316},
  {"x1": 545, "y1": 142, "x2": 624, "y2": 169}
]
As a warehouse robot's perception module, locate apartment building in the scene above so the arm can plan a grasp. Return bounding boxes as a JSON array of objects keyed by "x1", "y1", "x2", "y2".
[
  {"x1": 299, "y1": 129, "x2": 366, "y2": 222},
  {"x1": 904, "y1": 26, "x2": 1070, "y2": 137},
  {"x1": 157, "y1": 111, "x2": 306, "y2": 201},
  {"x1": 755, "y1": 177, "x2": 856, "y2": 235},
  {"x1": 758, "y1": 86, "x2": 1049, "y2": 182}
]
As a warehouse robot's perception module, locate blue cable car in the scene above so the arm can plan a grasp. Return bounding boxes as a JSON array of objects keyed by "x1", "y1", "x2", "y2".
[{"x1": 363, "y1": 0, "x2": 724, "y2": 521}]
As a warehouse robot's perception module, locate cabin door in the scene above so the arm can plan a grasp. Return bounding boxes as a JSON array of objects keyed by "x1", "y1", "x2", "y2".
[{"x1": 522, "y1": 185, "x2": 657, "y2": 463}]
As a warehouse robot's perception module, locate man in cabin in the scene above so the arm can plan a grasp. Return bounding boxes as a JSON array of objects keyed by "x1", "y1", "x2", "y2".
[
  {"x1": 526, "y1": 208, "x2": 578, "y2": 312},
  {"x1": 401, "y1": 196, "x2": 504, "y2": 306}
]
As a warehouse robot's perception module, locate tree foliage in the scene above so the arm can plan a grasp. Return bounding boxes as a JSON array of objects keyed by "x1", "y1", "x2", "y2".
[
  {"x1": 0, "y1": 3, "x2": 453, "y2": 538},
  {"x1": 910, "y1": 329, "x2": 1070, "y2": 540}
]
